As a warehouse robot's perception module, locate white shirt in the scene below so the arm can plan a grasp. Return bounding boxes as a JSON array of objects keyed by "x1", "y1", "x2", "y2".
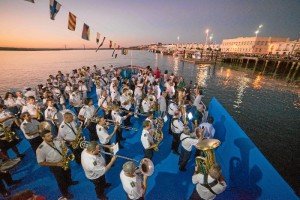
[
  {"x1": 16, "y1": 97, "x2": 26, "y2": 107},
  {"x1": 168, "y1": 102, "x2": 178, "y2": 116},
  {"x1": 134, "y1": 87, "x2": 142, "y2": 101},
  {"x1": 120, "y1": 95, "x2": 131, "y2": 110},
  {"x1": 78, "y1": 85, "x2": 88, "y2": 99},
  {"x1": 81, "y1": 149, "x2": 106, "y2": 180},
  {"x1": 36, "y1": 139, "x2": 63, "y2": 163},
  {"x1": 98, "y1": 96, "x2": 111, "y2": 109},
  {"x1": 45, "y1": 106, "x2": 58, "y2": 120},
  {"x1": 22, "y1": 103, "x2": 37, "y2": 116},
  {"x1": 199, "y1": 122, "x2": 215, "y2": 139},
  {"x1": 4, "y1": 98, "x2": 17, "y2": 107},
  {"x1": 58, "y1": 121, "x2": 77, "y2": 141},
  {"x1": 111, "y1": 110, "x2": 127, "y2": 124},
  {"x1": 78, "y1": 105, "x2": 95, "y2": 120},
  {"x1": 141, "y1": 129, "x2": 153, "y2": 149},
  {"x1": 192, "y1": 173, "x2": 227, "y2": 200},
  {"x1": 96, "y1": 124, "x2": 109, "y2": 144},
  {"x1": 158, "y1": 96, "x2": 166, "y2": 111},
  {"x1": 69, "y1": 92, "x2": 82, "y2": 107},
  {"x1": 180, "y1": 134, "x2": 198, "y2": 151},
  {"x1": 142, "y1": 100, "x2": 150, "y2": 113},
  {"x1": 20, "y1": 119, "x2": 40, "y2": 139},
  {"x1": 193, "y1": 95, "x2": 204, "y2": 110},
  {"x1": 111, "y1": 90, "x2": 120, "y2": 102},
  {"x1": 171, "y1": 117, "x2": 184, "y2": 134},
  {"x1": 120, "y1": 170, "x2": 143, "y2": 200}
]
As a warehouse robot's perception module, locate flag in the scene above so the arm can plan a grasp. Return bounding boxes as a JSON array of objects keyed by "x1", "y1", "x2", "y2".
[
  {"x1": 96, "y1": 33, "x2": 100, "y2": 44},
  {"x1": 115, "y1": 45, "x2": 120, "y2": 58},
  {"x1": 49, "y1": 0, "x2": 61, "y2": 20},
  {"x1": 68, "y1": 12, "x2": 76, "y2": 31},
  {"x1": 112, "y1": 43, "x2": 117, "y2": 57},
  {"x1": 96, "y1": 37, "x2": 106, "y2": 52},
  {"x1": 25, "y1": 0, "x2": 35, "y2": 3},
  {"x1": 109, "y1": 40, "x2": 112, "y2": 48},
  {"x1": 82, "y1": 23, "x2": 90, "y2": 41}
]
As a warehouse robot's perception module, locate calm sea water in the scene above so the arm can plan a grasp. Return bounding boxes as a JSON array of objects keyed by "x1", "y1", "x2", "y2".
[{"x1": 0, "y1": 50, "x2": 299, "y2": 192}]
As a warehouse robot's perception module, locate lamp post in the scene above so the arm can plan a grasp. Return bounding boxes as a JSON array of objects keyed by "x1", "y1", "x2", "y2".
[
  {"x1": 255, "y1": 24, "x2": 263, "y2": 37},
  {"x1": 205, "y1": 29, "x2": 209, "y2": 48},
  {"x1": 177, "y1": 36, "x2": 180, "y2": 50}
]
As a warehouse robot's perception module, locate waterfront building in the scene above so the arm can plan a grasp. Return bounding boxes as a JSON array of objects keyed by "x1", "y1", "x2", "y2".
[
  {"x1": 269, "y1": 39, "x2": 300, "y2": 55},
  {"x1": 221, "y1": 36, "x2": 289, "y2": 54}
]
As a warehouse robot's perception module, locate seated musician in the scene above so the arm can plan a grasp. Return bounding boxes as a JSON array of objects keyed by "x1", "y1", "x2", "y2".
[
  {"x1": 140, "y1": 120, "x2": 157, "y2": 160},
  {"x1": 3, "y1": 92, "x2": 19, "y2": 115},
  {"x1": 190, "y1": 163, "x2": 227, "y2": 200},
  {"x1": 69, "y1": 87, "x2": 82, "y2": 114},
  {"x1": 97, "y1": 90, "x2": 112, "y2": 119},
  {"x1": 78, "y1": 98, "x2": 96, "y2": 124},
  {"x1": 22, "y1": 96, "x2": 42, "y2": 121},
  {"x1": 58, "y1": 112, "x2": 83, "y2": 164},
  {"x1": 44, "y1": 99, "x2": 59, "y2": 136},
  {"x1": 120, "y1": 88, "x2": 133, "y2": 127}
]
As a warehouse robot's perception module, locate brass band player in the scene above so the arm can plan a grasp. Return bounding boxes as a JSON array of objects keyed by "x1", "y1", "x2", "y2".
[
  {"x1": 21, "y1": 96, "x2": 44, "y2": 121},
  {"x1": 96, "y1": 116, "x2": 118, "y2": 163},
  {"x1": 140, "y1": 120, "x2": 157, "y2": 160},
  {"x1": 97, "y1": 90, "x2": 112, "y2": 119},
  {"x1": 170, "y1": 110, "x2": 187, "y2": 155},
  {"x1": 120, "y1": 88, "x2": 134, "y2": 127},
  {"x1": 36, "y1": 130, "x2": 78, "y2": 199},
  {"x1": 78, "y1": 98, "x2": 97, "y2": 141},
  {"x1": 58, "y1": 112, "x2": 83, "y2": 164}
]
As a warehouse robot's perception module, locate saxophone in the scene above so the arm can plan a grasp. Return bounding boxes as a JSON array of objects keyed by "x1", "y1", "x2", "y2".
[
  {"x1": 0, "y1": 123, "x2": 16, "y2": 142},
  {"x1": 71, "y1": 121, "x2": 85, "y2": 149},
  {"x1": 61, "y1": 139, "x2": 75, "y2": 171},
  {"x1": 152, "y1": 118, "x2": 164, "y2": 152},
  {"x1": 36, "y1": 106, "x2": 42, "y2": 121}
]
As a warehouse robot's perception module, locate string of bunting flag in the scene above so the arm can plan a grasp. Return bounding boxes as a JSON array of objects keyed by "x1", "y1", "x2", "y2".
[{"x1": 25, "y1": 0, "x2": 129, "y2": 57}]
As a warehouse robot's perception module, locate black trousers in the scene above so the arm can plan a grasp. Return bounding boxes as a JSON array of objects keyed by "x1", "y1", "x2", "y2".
[
  {"x1": 87, "y1": 122, "x2": 97, "y2": 141},
  {"x1": 189, "y1": 188, "x2": 204, "y2": 200},
  {"x1": 116, "y1": 127, "x2": 123, "y2": 146},
  {"x1": 28, "y1": 136, "x2": 43, "y2": 155},
  {"x1": 178, "y1": 146, "x2": 192, "y2": 169},
  {"x1": 144, "y1": 148, "x2": 153, "y2": 160},
  {"x1": 90, "y1": 175, "x2": 107, "y2": 199},
  {"x1": 171, "y1": 134, "x2": 181, "y2": 152},
  {"x1": 49, "y1": 166, "x2": 72, "y2": 197},
  {"x1": 127, "y1": 195, "x2": 144, "y2": 200},
  {"x1": 0, "y1": 172, "x2": 13, "y2": 194},
  {"x1": 70, "y1": 146, "x2": 83, "y2": 164}
]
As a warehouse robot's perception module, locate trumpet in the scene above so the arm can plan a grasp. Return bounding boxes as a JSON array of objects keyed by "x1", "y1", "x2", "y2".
[
  {"x1": 80, "y1": 141, "x2": 154, "y2": 176},
  {"x1": 105, "y1": 119, "x2": 138, "y2": 131}
]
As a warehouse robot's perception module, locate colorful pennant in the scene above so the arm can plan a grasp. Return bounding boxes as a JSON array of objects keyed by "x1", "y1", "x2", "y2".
[
  {"x1": 68, "y1": 12, "x2": 76, "y2": 31},
  {"x1": 96, "y1": 36, "x2": 106, "y2": 52},
  {"x1": 49, "y1": 0, "x2": 61, "y2": 20},
  {"x1": 81, "y1": 23, "x2": 90, "y2": 41},
  {"x1": 96, "y1": 33, "x2": 100, "y2": 44}
]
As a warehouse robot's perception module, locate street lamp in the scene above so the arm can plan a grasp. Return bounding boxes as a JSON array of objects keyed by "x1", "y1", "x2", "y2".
[{"x1": 255, "y1": 24, "x2": 263, "y2": 37}]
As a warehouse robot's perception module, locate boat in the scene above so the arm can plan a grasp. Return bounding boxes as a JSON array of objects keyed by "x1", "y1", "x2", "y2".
[{"x1": 2, "y1": 65, "x2": 298, "y2": 199}]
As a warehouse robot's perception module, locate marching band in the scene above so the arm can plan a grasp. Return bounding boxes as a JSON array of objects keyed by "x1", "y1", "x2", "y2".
[{"x1": 0, "y1": 64, "x2": 226, "y2": 199}]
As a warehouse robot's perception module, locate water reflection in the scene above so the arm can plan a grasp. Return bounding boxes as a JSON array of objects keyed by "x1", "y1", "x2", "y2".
[
  {"x1": 196, "y1": 65, "x2": 210, "y2": 87},
  {"x1": 253, "y1": 75, "x2": 263, "y2": 89},
  {"x1": 233, "y1": 76, "x2": 250, "y2": 110},
  {"x1": 173, "y1": 58, "x2": 179, "y2": 76}
]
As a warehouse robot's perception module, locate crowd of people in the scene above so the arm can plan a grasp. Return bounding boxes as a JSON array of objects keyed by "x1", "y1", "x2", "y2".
[{"x1": 0, "y1": 64, "x2": 226, "y2": 199}]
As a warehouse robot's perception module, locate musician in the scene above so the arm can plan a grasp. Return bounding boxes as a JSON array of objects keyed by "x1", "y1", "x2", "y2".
[
  {"x1": 81, "y1": 141, "x2": 117, "y2": 200},
  {"x1": 69, "y1": 87, "x2": 82, "y2": 114},
  {"x1": 78, "y1": 98, "x2": 96, "y2": 123},
  {"x1": 120, "y1": 161, "x2": 148, "y2": 200},
  {"x1": 170, "y1": 110, "x2": 186, "y2": 155},
  {"x1": 111, "y1": 105, "x2": 133, "y2": 148},
  {"x1": 78, "y1": 80, "x2": 88, "y2": 100},
  {"x1": 110, "y1": 77, "x2": 118, "y2": 94},
  {"x1": 145, "y1": 111, "x2": 155, "y2": 129},
  {"x1": 24, "y1": 87, "x2": 37, "y2": 99},
  {"x1": 21, "y1": 96, "x2": 41, "y2": 120},
  {"x1": 3, "y1": 92, "x2": 19, "y2": 115},
  {"x1": 141, "y1": 120, "x2": 157, "y2": 160},
  {"x1": 58, "y1": 112, "x2": 83, "y2": 164},
  {"x1": 193, "y1": 89, "x2": 204, "y2": 110},
  {"x1": 36, "y1": 130, "x2": 78, "y2": 199},
  {"x1": 60, "y1": 103, "x2": 77, "y2": 122},
  {"x1": 15, "y1": 91, "x2": 26, "y2": 109},
  {"x1": 134, "y1": 84, "x2": 143, "y2": 118},
  {"x1": 120, "y1": 88, "x2": 133, "y2": 127},
  {"x1": 111, "y1": 85, "x2": 121, "y2": 105},
  {"x1": 191, "y1": 105, "x2": 206, "y2": 129},
  {"x1": 20, "y1": 112, "x2": 43, "y2": 154},
  {"x1": 0, "y1": 170, "x2": 22, "y2": 198},
  {"x1": 44, "y1": 99, "x2": 58, "y2": 136},
  {"x1": 141, "y1": 96, "x2": 150, "y2": 113},
  {"x1": 189, "y1": 163, "x2": 227, "y2": 200},
  {"x1": 96, "y1": 116, "x2": 118, "y2": 163},
  {"x1": 178, "y1": 127, "x2": 203, "y2": 171},
  {"x1": 199, "y1": 117, "x2": 215, "y2": 139},
  {"x1": 98, "y1": 90, "x2": 112, "y2": 119},
  {"x1": 158, "y1": 91, "x2": 167, "y2": 119}
]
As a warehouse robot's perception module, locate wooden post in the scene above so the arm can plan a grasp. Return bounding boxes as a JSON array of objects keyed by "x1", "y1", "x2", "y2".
[
  {"x1": 245, "y1": 59, "x2": 249, "y2": 69},
  {"x1": 273, "y1": 61, "x2": 281, "y2": 77},
  {"x1": 290, "y1": 62, "x2": 300, "y2": 81},
  {"x1": 253, "y1": 59, "x2": 258, "y2": 73},
  {"x1": 262, "y1": 60, "x2": 269, "y2": 75},
  {"x1": 286, "y1": 62, "x2": 296, "y2": 81}
]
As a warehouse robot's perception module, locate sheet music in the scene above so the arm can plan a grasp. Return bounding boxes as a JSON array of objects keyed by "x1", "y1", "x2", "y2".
[{"x1": 112, "y1": 143, "x2": 119, "y2": 155}]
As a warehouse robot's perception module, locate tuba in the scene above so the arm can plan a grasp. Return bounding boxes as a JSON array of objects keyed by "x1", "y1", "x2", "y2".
[
  {"x1": 152, "y1": 118, "x2": 164, "y2": 151},
  {"x1": 61, "y1": 139, "x2": 75, "y2": 171},
  {"x1": 195, "y1": 139, "x2": 220, "y2": 174},
  {"x1": 71, "y1": 121, "x2": 85, "y2": 149}
]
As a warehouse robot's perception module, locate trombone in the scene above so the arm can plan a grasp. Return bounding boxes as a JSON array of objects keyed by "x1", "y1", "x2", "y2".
[
  {"x1": 121, "y1": 109, "x2": 147, "y2": 117},
  {"x1": 105, "y1": 119, "x2": 138, "y2": 131},
  {"x1": 80, "y1": 141, "x2": 154, "y2": 176}
]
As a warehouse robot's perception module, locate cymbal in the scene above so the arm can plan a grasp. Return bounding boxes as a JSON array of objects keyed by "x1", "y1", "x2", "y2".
[{"x1": 196, "y1": 139, "x2": 221, "y2": 150}]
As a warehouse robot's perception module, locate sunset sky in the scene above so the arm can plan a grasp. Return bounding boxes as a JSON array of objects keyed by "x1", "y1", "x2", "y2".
[{"x1": 0, "y1": 0, "x2": 299, "y2": 48}]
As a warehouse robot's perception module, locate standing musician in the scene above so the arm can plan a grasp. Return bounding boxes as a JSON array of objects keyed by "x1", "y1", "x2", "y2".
[
  {"x1": 98, "y1": 90, "x2": 112, "y2": 119},
  {"x1": 178, "y1": 127, "x2": 203, "y2": 172},
  {"x1": 120, "y1": 88, "x2": 134, "y2": 127},
  {"x1": 140, "y1": 120, "x2": 157, "y2": 160},
  {"x1": 36, "y1": 130, "x2": 78, "y2": 200},
  {"x1": 111, "y1": 104, "x2": 133, "y2": 149},
  {"x1": 120, "y1": 161, "x2": 148, "y2": 200},
  {"x1": 199, "y1": 117, "x2": 215, "y2": 139},
  {"x1": 78, "y1": 80, "x2": 88, "y2": 100},
  {"x1": 96, "y1": 116, "x2": 118, "y2": 163},
  {"x1": 44, "y1": 99, "x2": 59, "y2": 136},
  {"x1": 189, "y1": 163, "x2": 227, "y2": 200},
  {"x1": 158, "y1": 91, "x2": 167, "y2": 119},
  {"x1": 110, "y1": 77, "x2": 118, "y2": 95},
  {"x1": 20, "y1": 112, "x2": 43, "y2": 154},
  {"x1": 78, "y1": 98, "x2": 96, "y2": 124},
  {"x1": 133, "y1": 84, "x2": 143, "y2": 118},
  {"x1": 81, "y1": 141, "x2": 117, "y2": 200},
  {"x1": 111, "y1": 84, "x2": 121, "y2": 105},
  {"x1": 170, "y1": 110, "x2": 187, "y2": 155},
  {"x1": 141, "y1": 96, "x2": 150, "y2": 114},
  {"x1": 58, "y1": 112, "x2": 83, "y2": 164}
]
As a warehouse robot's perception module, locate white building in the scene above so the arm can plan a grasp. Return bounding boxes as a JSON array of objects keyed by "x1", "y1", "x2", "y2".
[{"x1": 269, "y1": 39, "x2": 300, "y2": 55}]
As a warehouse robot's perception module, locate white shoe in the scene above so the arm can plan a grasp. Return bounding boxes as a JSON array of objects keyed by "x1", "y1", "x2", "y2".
[{"x1": 134, "y1": 115, "x2": 139, "y2": 118}]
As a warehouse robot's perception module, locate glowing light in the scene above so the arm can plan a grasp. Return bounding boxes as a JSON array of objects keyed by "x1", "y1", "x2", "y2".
[{"x1": 188, "y1": 112, "x2": 193, "y2": 120}]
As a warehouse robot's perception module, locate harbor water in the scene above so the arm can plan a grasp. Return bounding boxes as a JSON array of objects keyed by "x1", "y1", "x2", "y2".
[{"x1": 0, "y1": 49, "x2": 299, "y2": 195}]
